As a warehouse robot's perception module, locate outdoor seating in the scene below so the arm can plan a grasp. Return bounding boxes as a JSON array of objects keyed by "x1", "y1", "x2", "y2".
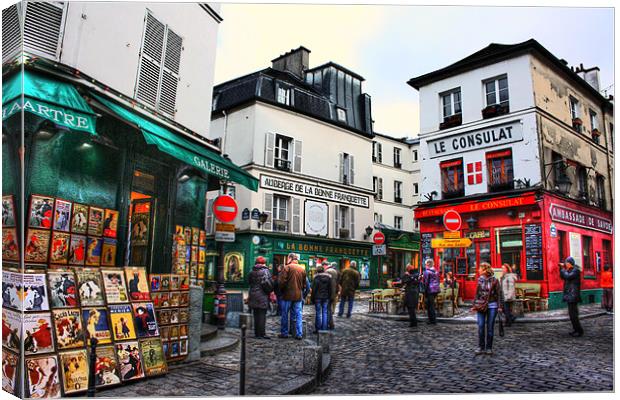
[
  {"x1": 515, "y1": 283, "x2": 543, "y2": 312},
  {"x1": 368, "y1": 289, "x2": 383, "y2": 313}
]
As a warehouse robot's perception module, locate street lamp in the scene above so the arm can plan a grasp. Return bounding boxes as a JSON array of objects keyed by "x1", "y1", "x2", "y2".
[
  {"x1": 466, "y1": 216, "x2": 478, "y2": 230},
  {"x1": 555, "y1": 174, "x2": 572, "y2": 195},
  {"x1": 258, "y1": 212, "x2": 269, "y2": 230},
  {"x1": 363, "y1": 225, "x2": 373, "y2": 239}
]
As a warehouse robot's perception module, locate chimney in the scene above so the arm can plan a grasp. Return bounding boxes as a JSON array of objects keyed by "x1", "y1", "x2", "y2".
[
  {"x1": 271, "y1": 46, "x2": 311, "y2": 79},
  {"x1": 575, "y1": 64, "x2": 601, "y2": 91}
]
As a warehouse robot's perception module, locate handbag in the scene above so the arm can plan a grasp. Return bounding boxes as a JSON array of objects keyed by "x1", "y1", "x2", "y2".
[
  {"x1": 472, "y1": 298, "x2": 488, "y2": 313},
  {"x1": 498, "y1": 311, "x2": 505, "y2": 337}
]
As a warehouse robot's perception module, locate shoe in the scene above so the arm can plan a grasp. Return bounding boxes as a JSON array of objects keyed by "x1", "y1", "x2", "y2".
[
  {"x1": 278, "y1": 334, "x2": 290, "y2": 339},
  {"x1": 409, "y1": 323, "x2": 417, "y2": 328},
  {"x1": 576, "y1": 331, "x2": 584, "y2": 337},
  {"x1": 475, "y1": 349, "x2": 485, "y2": 356},
  {"x1": 312, "y1": 330, "x2": 318, "y2": 334},
  {"x1": 346, "y1": 314, "x2": 351, "y2": 318},
  {"x1": 295, "y1": 336, "x2": 303, "y2": 340},
  {"x1": 337, "y1": 314, "x2": 343, "y2": 318},
  {"x1": 486, "y1": 349, "x2": 493, "y2": 356},
  {"x1": 569, "y1": 331, "x2": 578, "y2": 337}
]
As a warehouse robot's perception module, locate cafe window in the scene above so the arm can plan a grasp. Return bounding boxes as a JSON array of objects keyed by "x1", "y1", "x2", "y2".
[
  {"x1": 602, "y1": 239, "x2": 612, "y2": 270},
  {"x1": 558, "y1": 230, "x2": 567, "y2": 263},
  {"x1": 498, "y1": 227, "x2": 523, "y2": 277},
  {"x1": 441, "y1": 88, "x2": 462, "y2": 119},
  {"x1": 440, "y1": 158, "x2": 464, "y2": 199},
  {"x1": 484, "y1": 76, "x2": 509, "y2": 106},
  {"x1": 486, "y1": 149, "x2": 514, "y2": 192},
  {"x1": 582, "y1": 235, "x2": 593, "y2": 276}
]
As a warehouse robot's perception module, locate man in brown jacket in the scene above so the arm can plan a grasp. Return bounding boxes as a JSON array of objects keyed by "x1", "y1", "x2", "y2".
[
  {"x1": 278, "y1": 253, "x2": 307, "y2": 339},
  {"x1": 338, "y1": 261, "x2": 361, "y2": 318}
]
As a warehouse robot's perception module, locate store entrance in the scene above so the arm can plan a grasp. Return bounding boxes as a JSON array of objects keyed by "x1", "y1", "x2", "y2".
[{"x1": 125, "y1": 169, "x2": 158, "y2": 272}]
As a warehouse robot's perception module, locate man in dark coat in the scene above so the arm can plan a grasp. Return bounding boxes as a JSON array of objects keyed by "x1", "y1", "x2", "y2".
[
  {"x1": 311, "y1": 265, "x2": 332, "y2": 332},
  {"x1": 325, "y1": 262, "x2": 339, "y2": 329},
  {"x1": 560, "y1": 256, "x2": 584, "y2": 337},
  {"x1": 401, "y1": 264, "x2": 420, "y2": 327},
  {"x1": 248, "y1": 256, "x2": 273, "y2": 339},
  {"x1": 338, "y1": 261, "x2": 360, "y2": 318}
]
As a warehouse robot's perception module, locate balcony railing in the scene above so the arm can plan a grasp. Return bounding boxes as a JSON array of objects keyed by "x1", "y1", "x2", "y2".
[
  {"x1": 394, "y1": 197, "x2": 402, "y2": 204},
  {"x1": 339, "y1": 228, "x2": 350, "y2": 239},
  {"x1": 439, "y1": 113, "x2": 462, "y2": 130},
  {"x1": 394, "y1": 162, "x2": 402, "y2": 169},
  {"x1": 272, "y1": 219, "x2": 290, "y2": 232},
  {"x1": 274, "y1": 158, "x2": 291, "y2": 172},
  {"x1": 442, "y1": 187, "x2": 465, "y2": 199},
  {"x1": 481, "y1": 103, "x2": 510, "y2": 119}
]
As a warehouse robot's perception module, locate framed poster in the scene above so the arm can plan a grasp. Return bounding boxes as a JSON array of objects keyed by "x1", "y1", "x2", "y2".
[
  {"x1": 101, "y1": 269, "x2": 129, "y2": 304},
  {"x1": 23, "y1": 273, "x2": 50, "y2": 311},
  {"x1": 2, "y1": 228, "x2": 19, "y2": 261},
  {"x1": 199, "y1": 230, "x2": 206, "y2": 247},
  {"x1": 48, "y1": 270, "x2": 79, "y2": 308},
  {"x1": 102, "y1": 209, "x2": 119, "y2": 238},
  {"x1": 161, "y1": 342, "x2": 169, "y2": 359},
  {"x1": 191, "y1": 227, "x2": 199, "y2": 245},
  {"x1": 75, "y1": 268, "x2": 105, "y2": 306},
  {"x1": 169, "y1": 292, "x2": 180, "y2": 307},
  {"x1": 68, "y1": 234, "x2": 86, "y2": 265},
  {"x1": 109, "y1": 304, "x2": 137, "y2": 341},
  {"x1": 2, "y1": 350, "x2": 19, "y2": 395},
  {"x1": 28, "y1": 194, "x2": 54, "y2": 229},
  {"x1": 180, "y1": 275, "x2": 189, "y2": 291},
  {"x1": 184, "y1": 227, "x2": 192, "y2": 244},
  {"x1": 85, "y1": 237, "x2": 103, "y2": 266},
  {"x1": 168, "y1": 325, "x2": 179, "y2": 340},
  {"x1": 101, "y1": 238, "x2": 117, "y2": 266},
  {"x1": 2, "y1": 308, "x2": 22, "y2": 351},
  {"x1": 159, "y1": 326, "x2": 170, "y2": 341},
  {"x1": 82, "y1": 307, "x2": 112, "y2": 345},
  {"x1": 180, "y1": 292, "x2": 189, "y2": 307},
  {"x1": 179, "y1": 324, "x2": 188, "y2": 339},
  {"x1": 25, "y1": 354, "x2": 61, "y2": 398},
  {"x1": 88, "y1": 206, "x2": 104, "y2": 236},
  {"x1": 569, "y1": 232, "x2": 583, "y2": 268},
  {"x1": 158, "y1": 292, "x2": 170, "y2": 308},
  {"x1": 180, "y1": 339, "x2": 188, "y2": 356},
  {"x1": 2, "y1": 195, "x2": 15, "y2": 227},
  {"x1": 140, "y1": 338, "x2": 168, "y2": 376},
  {"x1": 224, "y1": 252, "x2": 244, "y2": 282},
  {"x1": 169, "y1": 308, "x2": 179, "y2": 324},
  {"x1": 115, "y1": 341, "x2": 145, "y2": 381},
  {"x1": 149, "y1": 274, "x2": 161, "y2": 292},
  {"x1": 160, "y1": 274, "x2": 170, "y2": 291},
  {"x1": 170, "y1": 341, "x2": 180, "y2": 358},
  {"x1": 132, "y1": 302, "x2": 159, "y2": 338},
  {"x1": 2, "y1": 270, "x2": 23, "y2": 311},
  {"x1": 170, "y1": 275, "x2": 180, "y2": 291},
  {"x1": 71, "y1": 203, "x2": 88, "y2": 234},
  {"x1": 53, "y1": 199, "x2": 72, "y2": 232},
  {"x1": 178, "y1": 308, "x2": 189, "y2": 324},
  {"x1": 49, "y1": 231, "x2": 70, "y2": 264},
  {"x1": 130, "y1": 207, "x2": 150, "y2": 246},
  {"x1": 59, "y1": 349, "x2": 89, "y2": 394},
  {"x1": 304, "y1": 200, "x2": 329, "y2": 236},
  {"x1": 191, "y1": 246, "x2": 198, "y2": 263},
  {"x1": 52, "y1": 308, "x2": 85, "y2": 349},
  {"x1": 24, "y1": 313, "x2": 55, "y2": 355},
  {"x1": 125, "y1": 267, "x2": 150, "y2": 301},
  {"x1": 25, "y1": 229, "x2": 51, "y2": 263},
  {"x1": 157, "y1": 309, "x2": 171, "y2": 325},
  {"x1": 91, "y1": 345, "x2": 122, "y2": 388}
]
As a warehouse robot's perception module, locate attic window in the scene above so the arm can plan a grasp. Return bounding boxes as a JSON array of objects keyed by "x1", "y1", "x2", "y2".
[
  {"x1": 277, "y1": 87, "x2": 291, "y2": 105},
  {"x1": 336, "y1": 107, "x2": 347, "y2": 122}
]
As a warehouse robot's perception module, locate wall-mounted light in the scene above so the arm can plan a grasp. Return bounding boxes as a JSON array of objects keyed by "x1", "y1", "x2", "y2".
[
  {"x1": 466, "y1": 216, "x2": 478, "y2": 230},
  {"x1": 363, "y1": 225, "x2": 373, "y2": 239},
  {"x1": 555, "y1": 174, "x2": 572, "y2": 194},
  {"x1": 258, "y1": 212, "x2": 269, "y2": 229},
  {"x1": 178, "y1": 174, "x2": 191, "y2": 183},
  {"x1": 35, "y1": 121, "x2": 59, "y2": 140},
  {"x1": 507, "y1": 209, "x2": 516, "y2": 218}
]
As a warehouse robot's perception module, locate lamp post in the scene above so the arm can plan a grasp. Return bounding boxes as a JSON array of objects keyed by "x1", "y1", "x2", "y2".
[
  {"x1": 363, "y1": 225, "x2": 373, "y2": 239},
  {"x1": 258, "y1": 212, "x2": 269, "y2": 230}
]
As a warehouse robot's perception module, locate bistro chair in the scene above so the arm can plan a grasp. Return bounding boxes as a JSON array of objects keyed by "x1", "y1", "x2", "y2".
[{"x1": 368, "y1": 289, "x2": 382, "y2": 313}]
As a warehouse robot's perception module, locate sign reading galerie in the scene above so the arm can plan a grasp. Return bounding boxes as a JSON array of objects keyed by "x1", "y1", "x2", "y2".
[
  {"x1": 428, "y1": 120, "x2": 523, "y2": 158},
  {"x1": 260, "y1": 174, "x2": 370, "y2": 208},
  {"x1": 304, "y1": 200, "x2": 329, "y2": 236}
]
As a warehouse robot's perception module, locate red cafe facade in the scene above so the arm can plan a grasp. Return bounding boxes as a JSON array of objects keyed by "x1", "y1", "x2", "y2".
[{"x1": 414, "y1": 189, "x2": 613, "y2": 309}]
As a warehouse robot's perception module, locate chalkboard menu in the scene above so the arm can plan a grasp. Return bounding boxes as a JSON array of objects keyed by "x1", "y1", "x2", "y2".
[
  {"x1": 524, "y1": 224, "x2": 544, "y2": 280},
  {"x1": 421, "y1": 233, "x2": 433, "y2": 263},
  {"x1": 456, "y1": 257, "x2": 467, "y2": 276}
]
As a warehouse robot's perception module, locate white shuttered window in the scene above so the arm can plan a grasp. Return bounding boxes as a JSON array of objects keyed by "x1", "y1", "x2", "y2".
[
  {"x1": 12, "y1": 1, "x2": 66, "y2": 62},
  {"x1": 2, "y1": 4, "x2": 22, "y2": 62}
]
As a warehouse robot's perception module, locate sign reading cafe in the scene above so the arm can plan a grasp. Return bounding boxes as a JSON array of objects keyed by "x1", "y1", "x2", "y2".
[
  {"x1": 428, "y1": 121, "x2": 523, "y2": 158},
  {"x1": 260, "y1": 174, "x2": 370, "y2": 208}
]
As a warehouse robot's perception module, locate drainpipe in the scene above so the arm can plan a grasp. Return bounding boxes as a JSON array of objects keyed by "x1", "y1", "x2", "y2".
[
  {"x1": 221, "y1": 109, "x2": 229, "y2": 155},
  {"x1": 601, "y1": 107, "x2": 613, "y2": 211}
]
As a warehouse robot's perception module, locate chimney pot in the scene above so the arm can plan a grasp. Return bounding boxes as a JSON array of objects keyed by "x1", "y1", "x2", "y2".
[{"x1": 271, "y1": 46, "x2": 311, "y2": 79}]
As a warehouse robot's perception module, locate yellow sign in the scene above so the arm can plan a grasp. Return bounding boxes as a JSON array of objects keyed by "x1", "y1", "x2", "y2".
[
  {"x1": 444, "y1": 231, "x2": 461, "y2": 239},
  {"x1": 431, "y1": 238, "x2": 472, "y2": 248},
  {"x1": 215, "y1": 223, "x2": 235, "y2": 232}
]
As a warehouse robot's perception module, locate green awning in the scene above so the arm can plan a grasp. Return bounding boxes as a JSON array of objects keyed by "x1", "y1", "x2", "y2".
[
  {"x1": 91, "y1": 93, "x2": 259, "y2": 191},
  {"x1": 2, "y1": 70, "x2": 97, "y2": 135}
]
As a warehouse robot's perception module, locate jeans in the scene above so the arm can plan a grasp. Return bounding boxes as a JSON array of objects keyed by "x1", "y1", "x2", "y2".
[
  {"x1": 407, "y1": 303, "x2": 418, "y2": 326},
  {"x1": 477, "y1": 307, "x2": 498, "y2": 350},
  {"x1": 567, "y1": 302, "x2": 584, "y2": 334},
  {"x1": 338, "y1": 295, "x2": 354, "y2": 317},
  {"x1": 328, "y1": 299, "x2": 337, "y2": 329},
  {"x1": 426, "y1": 293, "x2": 437, "y2": 323},
  {"x1": 252, "y1": 308, "x2": 267, "y2": 337},
  {"x1": 314, "y1": 299, "x2": 329, "y2": 331},
  {"x1": 503, "y1": 301, "x2": 515, "y2": 324},
  {"x1": 281, "y1": 300, "x2": 303, "y2": 337}
]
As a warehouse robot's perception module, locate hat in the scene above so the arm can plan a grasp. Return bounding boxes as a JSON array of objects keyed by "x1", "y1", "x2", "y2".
[
  {"x1": 565, "y1": 256, "x2": 575, "y2": 266},
  {"x1": 255, "y1": 256, "x2": 267, "y2": 264},
  {"x1": 321, "y1": 260, "x2": 329, "y2": 266}
]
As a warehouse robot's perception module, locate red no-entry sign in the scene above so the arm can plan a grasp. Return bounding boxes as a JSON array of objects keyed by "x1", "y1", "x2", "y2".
[
  {"x1": 213, "y1": 195, "x2": 238, "y2": 223},
  {"x1": 372, "y1": 232, "x2": 385, "y2": 245},
  {"x1": 443, "y1": 210, "x2": 462, "y2": 232}
]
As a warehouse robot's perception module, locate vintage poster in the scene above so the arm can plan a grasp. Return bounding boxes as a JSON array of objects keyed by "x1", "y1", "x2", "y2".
[
  {"x1": 25, "y1": 355, "x2": 61, "y2": 398},
  {"x1": 52, "y1": 309, "x2": 85, "y2": 349},
  {"x1": 88, "y1": 206, "x2": 104, "y2": 236},
  {"x1": 2, "y1": 308, "x2": 22, "y2": 351},
  {"x1": 224, "y1": 252, "x2": 244, "y2": 282},
  {"x1": 184, "y1": 226, "x2": 192, "y2": 244},
  {"x1": 71, "y1": 203, "x2": 88, "y2": 234},
  {"x1": 75, "y1": 268, "x2": 105, "y2": 306},
  {"x1": 191, "y1": 227, "x2": 199, "y2": 245},
  {"x1": 159, "y1": 326, "x2": 169, "y2": 341},
  {"x1": 68, "y1": 234, "x2": 86, "y2": 265},
  {"x1": 161, "y1": 341, "x2": 169, "y2": 358},
  {"x1": 140, "y1": 338, "x2": 167, "y2": 376},
  {"x1": 168, "y1": 325, "x2": 179, "y2": 340},
  {"x1": 190, "y1": 245, "x2": 198, "y2": 262},
  {"x1": 109, "y1": 304, "x2": 137, "y2": 341},
  {"x1": 170, "y1": 341, "x2": 180, "y2": 358},
  {"x1": 102, "y1": 209, "x2": 119, "y2": 238},
  {"x1": 158, "y1": 292, "x2": 170, "y2": 308},
  {"x1": 132, "y1": 302, "x2": 159, "y2": 338},
  {"x1": 180, "y1": 339, "x2": 188, "y2": 356},
  {"x1": 170, "y1": 275, "x2": 180, "y2": 290},
  {"x1": 25, "y1": 229, "x2": 51, "y2": 263},
  {"x1": 59, "y1": 349, "x2": 89, "y2": 394},
  {"x1": 169, "y1": 308, "x2": 179, "y2": 324},
  {"x1": 178, "y1": 308, "x2": 189, "y2": 324},
  {"x1": 49, "y1": 231, "x2": 70, "y2": 264},
  {"x1": 92, "y1": 345, "x2": 121, "y2": 388},
  {"x1": 102, "y1": 269, "x2": 129, "y2": 303},
  {"x1": 199, "y1": 230, "x2": 206, "y2": 247},
  {"x1": 52, "y1": 199, "x2": 72, "y2": 232},
  {"x1": 115, "y1": 341, "x2": 145, "y2": 381},
  {"x1": 150, "y1": 274, "x2": 161, "y2": 292},
  {"x1": 180, "y1": 275, "x2": 190, "y2": 291},
  {"x1": 23, "y1": 273, "x2": 50, "y2": 311},
  {"x1": 150, "y1": 292, "x2": 161, "y2": 308},
  {"x1": 28, "y1": 195, "x2": 54, "y2": 229},
  {"x1": 2, "y1": 350, "x2": 19, "y2": 395},
  {"x1": 125, "y1": 267, "x2": 150, "y2": 301},
  {"x1": 197, "y1": 263, "x2": 206, "y2": 280},
  {"x1": 157, "y1": 309, "x2": 171, "y2": 325},
  {"x1": 24, "y1": 313, "x2": 55, "y2": 355},
  {"x1": 160, "y1": 274, "x2": 170, "y2": 291},
  {"x1": 85, "y1": 236, "x2": 103, "y2": 266},
  {"x1": 179, "y1": 324, "x2": 188, "y2": 339},
  {"x1": 2, "y1": 195, "x2": 15, "y2": 227},
  {"x1": 48, "y1": 270, "x2": 79, "y2": 308},
  {"x1": 101, "y1": 238, "x2": 117, "y2": 266},
  {"x1": 130, "y1": 211, "x2": 150, "y2": 246},
  {"x1": 82, "y1": 308, "x2": 112, "y2": 345},
  {"x1": 198, "y1": 247, "x2": 206, "y2": 263},
  {"x1": 180, "y1": 292, "x2": 190, "y2": 307},
  {"x1": 2, "y1": 228, "x2": 19, "y2": 261},
  {"x1": 169, "y1": 292, "x2": 181, "y2": 307},
  {"x1": 2, "y1": 270, "x2": 23, "y2": 310}
]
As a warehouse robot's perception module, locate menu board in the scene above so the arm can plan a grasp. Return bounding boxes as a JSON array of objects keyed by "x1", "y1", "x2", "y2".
[
  {"x1": 524, "y1": 224, "x2": 543, "y2": 280},
  {"x1": 456, "y1": 257, "x2": 468, "y2": 276},
  {"x1": 421, "y1": 233, "x2": 433, "y2": 263}
]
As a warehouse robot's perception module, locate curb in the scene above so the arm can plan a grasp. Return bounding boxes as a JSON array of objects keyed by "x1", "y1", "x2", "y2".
[
  {"x1": 200, "y1": 334, "x2": 240, "y2": 357},
  {"x1": 280, "y1": 353, "x2": 332, "y2": 395},
  {"x1": 364, "y1": 311, "x2": 609, "y2": 325}
]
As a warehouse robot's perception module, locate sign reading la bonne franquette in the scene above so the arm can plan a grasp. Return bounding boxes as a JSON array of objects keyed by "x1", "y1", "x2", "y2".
[
  {"x1": 260, "y1": 174, "x2": 370, "y2": 208},
  {"x1": 428, "y1": 121, "x2": 523, "y2": 158}
]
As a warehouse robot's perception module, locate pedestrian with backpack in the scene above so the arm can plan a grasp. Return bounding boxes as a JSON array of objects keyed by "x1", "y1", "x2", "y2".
[{"x1": 422, "y1": 259, "x2": 440, "y2": 324}]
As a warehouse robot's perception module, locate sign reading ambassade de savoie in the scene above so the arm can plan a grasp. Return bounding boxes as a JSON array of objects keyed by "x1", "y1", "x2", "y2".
[
  {"x1": 260, "y1": 174, "x2": 370, "y2": 208},
  {"x1": 549, "y1": 204, "x2": 613, "y2": 234},
  {"x1": 428, "y1": 120, "x2": 523, "y2": 158}
]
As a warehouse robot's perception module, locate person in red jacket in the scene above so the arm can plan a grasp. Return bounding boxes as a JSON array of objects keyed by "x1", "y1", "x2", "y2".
[{"x1": 600, "y1": 264, "x2": 613, "y2": 312}]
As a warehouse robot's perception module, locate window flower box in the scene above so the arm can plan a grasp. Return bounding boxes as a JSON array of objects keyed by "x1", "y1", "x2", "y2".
[
  {"x1": 591, "y1": 128, "x2": 601, "y2": 137},
  {"x1": 572, "y1": 118, "x2": 583, "y2": 133},
  {"x1": 481, "y1": 103, "x2": 510, "y2": 119},
  {"x1": 439, "y1": 114, "x2": 462, "y2": 130}
]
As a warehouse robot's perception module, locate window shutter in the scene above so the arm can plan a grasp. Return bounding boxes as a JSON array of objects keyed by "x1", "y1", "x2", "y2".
[
  {"x1": 263, "y1": 193, "x2": 273, "y2": 231},
  {"x1": 378, "y1": 178, "x2": 383, "y2": 200},
  {"x1": 349, "y1": 208, "x2": 355, "y2": 239},
  {"x1": 293, "y1": 140, "x2": 302, "y2": 173},
  {"x1": 205, "y1": 198, "x2": 215, "y2": 234},
  {"x1": 333, "y1": 205, "x2": 340, "y2": 238},
  {"x1": 136, "y1": 12, "x2": 165, "y2": 108},
  {"x1": 377, "y1": 143, "x2": 382, "y2": 163},
  {"x1": 23, "y1": 1, "x2": 65, "y2": 60},
  {"x1": 339, "y1": 153, "x2": 344, "y2": 183},
  {"x1": 349, "y1": 155, "x2": 355, "y2": 185},
  {"x1": 265, "y1": 132, "x2": 275, "y2": 167},
  {"x1": 159, "y1": 28, "x2": 182, "y2": 116},
  {"x1": 292, "y1": 198, "x2": 301, "y2": 234},
  {"x1": 2, "y1": 5, "x2": 21, "y2": 62}
]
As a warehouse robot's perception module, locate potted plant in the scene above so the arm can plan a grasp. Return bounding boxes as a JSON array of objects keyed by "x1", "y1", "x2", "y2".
[{"x1": 572, "y1": 117, "x2": 583, "y2": 132}]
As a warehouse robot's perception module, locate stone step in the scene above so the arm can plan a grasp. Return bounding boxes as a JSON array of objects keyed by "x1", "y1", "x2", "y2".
[
  {"x1": 201, "y1": 323, "x2": 219, "y2": 342},
  {"x1": 200, "y1": 332, "x2": 239, "y2": 357}
]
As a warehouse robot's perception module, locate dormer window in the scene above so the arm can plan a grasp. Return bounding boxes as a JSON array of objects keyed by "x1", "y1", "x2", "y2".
[
  {"x1": 277, "y1": 87, "x2": 291, "y2": 105},
  {"x1": 336, "y1": 107, "x2": 347, "y2": 122}
]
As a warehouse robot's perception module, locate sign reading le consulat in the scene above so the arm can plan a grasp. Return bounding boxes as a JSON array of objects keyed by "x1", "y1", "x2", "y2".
[
  {"x1": 428, "y1": 121, "x2": 523, "y2": 158},
  {"x1": 260, "y1": 174, "x2": 370, "y2": 208}
]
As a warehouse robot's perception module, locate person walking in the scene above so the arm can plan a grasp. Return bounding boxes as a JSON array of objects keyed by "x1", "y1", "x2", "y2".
[
  {"x1": 422, "y1": 259, "x2": 440, "y2": 324},
  {"x1": 247, "y1": 256, "x2": 273, "y2": 339},
  {"x1": 338, "y1": 261, "x2": 360, "y2": 318},
  {"x1": 272, "y1": 265, "x2": 284, "y2": 316},
  {"x1": 325, "y1": 262, "x2": 339, "y2": 329},
  {"x1": 278, "y1": 253, "x2": 307, "y2": 340},
  {"x1": 401, "y1": 264, "x2": 420, "y2": 327},
  {"x1": 560, "y1": 257, "x2": 584, "y2": 337},
  {"x1": 472, "y1": 262, "x2": 501, "y2": 355},
  {"x1": 500, "y1": 263, "x2": 518, "y2": 326},
  {"x1": 601, "y1": 264, "x2": 613, "y2": 313},
  {"x1": 311, "y1": 265, "x2": 332, "y2": 332}
]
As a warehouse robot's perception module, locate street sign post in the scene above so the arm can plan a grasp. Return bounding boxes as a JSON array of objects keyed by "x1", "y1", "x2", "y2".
[
  {"x1": 431, "y1": 238, "x2": 472, "y2": 248},
  {"x1": 372, "y1": 244, "x2": 387, "y2": 256},
  {"x1": 213, "y1": 195, "x2": 238, "y2": 223},
  {"x1": 215, "y1": 223, "x2": 236, "y2": 242},
  {"x1": 443, "y1": 210, "x2": 462, "y2": 232},
  {"x1": 372, "y1": 231, "x2": 386, "y2": 288}
]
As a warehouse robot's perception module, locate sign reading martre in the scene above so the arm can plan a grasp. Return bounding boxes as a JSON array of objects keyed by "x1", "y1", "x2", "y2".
[
  {"x1": 260, "y1": 174, "x2": 370, "y2": 208},
  {"x1": 428, "y1": 121, "x2": 523, "y2": 158}
]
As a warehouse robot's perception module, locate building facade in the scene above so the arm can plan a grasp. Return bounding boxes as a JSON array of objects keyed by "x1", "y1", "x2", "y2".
[{"x1": 408, "y1": 39, "x2": 613, "y2": 308}]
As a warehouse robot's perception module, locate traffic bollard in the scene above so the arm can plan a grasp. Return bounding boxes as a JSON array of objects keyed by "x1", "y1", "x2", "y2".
[
  {"x1": 238, "y1": 313, "x2": 251, "y2": 396},
  {"x1": 87, "y1": 337, "x2": 99, "y2": 397}
]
